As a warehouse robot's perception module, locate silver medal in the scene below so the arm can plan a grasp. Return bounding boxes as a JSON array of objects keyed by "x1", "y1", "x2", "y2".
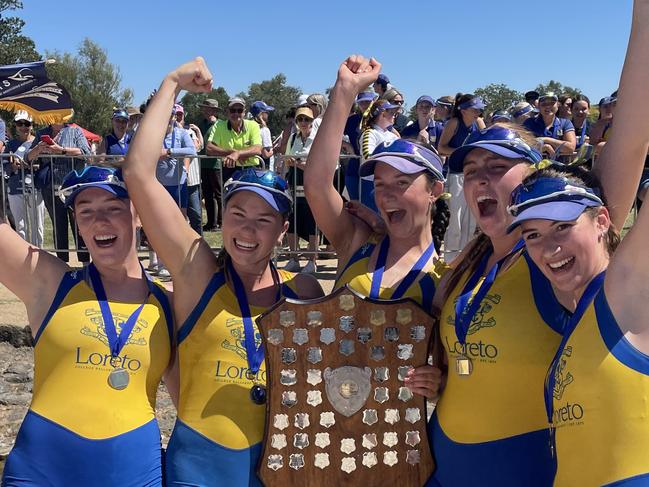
[{"x1": 108, "y1": 367, "x2": 129, "y2": 390}]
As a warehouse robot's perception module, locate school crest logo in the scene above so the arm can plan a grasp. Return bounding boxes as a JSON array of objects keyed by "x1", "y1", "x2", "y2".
[
  {"x1": 446, "y1": 293, "x2": 502, "y2": 334},
  {"x1": 80, "y1": 308, "x2": 148, "y2": 347},
  {"x1": 221, "y1": 317, "x2": 261, "y2": 359},
  {"x1": 553, "y1": 346, "x2": 574, "y2": 400}
]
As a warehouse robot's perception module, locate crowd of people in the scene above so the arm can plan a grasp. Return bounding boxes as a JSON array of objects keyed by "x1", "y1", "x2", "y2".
[{"x1": 1, "y1": 1, "x2": 649, "y2": 485}]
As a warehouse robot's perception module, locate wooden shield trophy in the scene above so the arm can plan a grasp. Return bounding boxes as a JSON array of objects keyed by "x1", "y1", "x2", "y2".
[{"x1": 257, "y1": 285, "x2": 434, "y2": 486}]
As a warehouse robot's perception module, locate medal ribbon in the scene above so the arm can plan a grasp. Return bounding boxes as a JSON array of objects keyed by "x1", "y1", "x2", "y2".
[
  {"x1": 454, "y1": 240, "x2": 525, "y2": 348},
  {"x1": 370, "y1": 237, "x2": 437, "y2": 300},
  {"x1": 88, "y1": 263, "x2": 152, "y2": 358},
  {"x1": 227, "y1": 260, "x2": 283, "y2": 376},
  {"x1": 543, "y1": 271, "x2": 605, "y2": 453}
]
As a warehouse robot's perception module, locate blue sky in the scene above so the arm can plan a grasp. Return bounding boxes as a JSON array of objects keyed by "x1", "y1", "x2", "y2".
[{"x1": 17, "y1": 0, "x2": 632, "y2": 108}]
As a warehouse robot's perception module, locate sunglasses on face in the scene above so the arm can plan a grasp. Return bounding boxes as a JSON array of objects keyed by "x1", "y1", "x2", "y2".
[
  {"x1": 393, "y1": 100, "x2": 404, "y2": 105},
  {"x1": 16, "y1": 121, "x2": 31, "y2": 127},
  {"x1": 296, "y1": 116, "x2": 312, "y2": 123},
  {"x1": 229, "y1": 108, "x2": 244, "y2": 114}
]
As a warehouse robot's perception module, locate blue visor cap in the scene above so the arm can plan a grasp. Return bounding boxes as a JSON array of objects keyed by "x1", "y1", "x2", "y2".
[
  {"x1": 250, "y1": 101, "x2": 275, "y2": 117},
  {"x1": 356, "y1": 92, "x2": 377, "y2": 103},
  {"x1": 458, "y1": 96, "x2": 486, "y2": 111},
  {"x1": 506, "y1": 176, "x2": 603, "y2": 233},
  {"x1": 448, "y1": 126, "x2": 542, "y2": 173},
  {"x1": 59, "y1": 166, "x2": 129, "y2": 207},
  {"x1": 512, "y1": 103, "x2": 535, "y2": 119},
  {"x1": 224, "y1": 169, "x2": 292, "y2": 214},
  {"x1": 112, "y1": 109, "x2": 129, "y2": 120},
  {"x1": 416, "y1": 95, "x2": 436, "y2": 106},
  {"x1": 360, "y1": 139, "x2": 445, "y2": 182}
]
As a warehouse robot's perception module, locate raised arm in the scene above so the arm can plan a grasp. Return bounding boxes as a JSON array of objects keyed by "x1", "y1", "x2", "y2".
[
  {"x1": 0, "y1": 222, "x2": 68, "y2": 335},
  {"x1": 304, "y1": 55, "x2": 381, "y2": 259},
  {"x1": 593, "y1": 0, "x2": 649, "y2": 229},
  {"x1": 122, "y1": 58, "x2": 215, "y2": 282}
]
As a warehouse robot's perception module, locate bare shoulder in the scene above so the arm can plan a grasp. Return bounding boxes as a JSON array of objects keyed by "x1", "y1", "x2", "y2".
[{"x1": 292, "y1": 273, "x2": 325, "y2": 300}]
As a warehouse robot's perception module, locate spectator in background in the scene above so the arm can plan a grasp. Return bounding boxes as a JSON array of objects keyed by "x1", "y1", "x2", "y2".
[
  {"x1": 3, "y1": 111, "x2": 44, "y2": 246},
  {"x1": 175, "y1": 104, "x2": 203, "y2": 234},
  {"x1": 590, "y1": 96, "x2": 617, "y2": 148},
  {"x1": 306, "y1": 93, "x2": 328, "y2": 133},
  {"x1": 250, "y1": 101, "x2": 275, "y2": 169},
  {"x1": 523, "y1": 92, "x2": 576, "y2": 158},
  {"x1": 525, "y1": 90, "x2": 540, "y2": 108},
  {"x1": 206, "y1": 97, "x2": 262, "y2": 182},
  {"x1": 571, "y1": 94, "x2": 592, "y2": 148},
  {"x1": 373, "y1": 73, "x2": 390, "y2": 97},
  {"x1": 382, "y1": 88, "x2": 409, "y2": 133},
  {"x1": 435, "y1": 96, "x2": 454, "y2": 124},
  {"x1": 126, "y1": 106, "x2": 143, "y2": 135},
  {"x1": 558, "y1": 94, "x2": 573, "y2": 119},
  {"x1": 359, "y1": 99, "x2": 400, "y2": 211},
  {"x1": 438, "y1": 94, "x2": 486, "y2": 261},
  {"x1": 0, "y1": 115, "x2": 7, "y2": 224},
  {"x1": 284, "y1": 106, "x2": 319, "y2": 274},
  {"x1": 401, "y1": 95, "x2": 439, "y2": 146},
  {"x1": 489, "y1": 110, "x2": 512, "y2": 125},
  {"x1": 25, "y1": 119, "x2": 91, "y2": 263},
  {"x1": 343, "y1": 91, "x2": 376, "y2": 200},
  {"x1": 511, "y1": 101, "x2": 536, "y2": 125},
  {"x1": 197, "y1": 98, "x2": 221, "y2": 231},
  {"x1": 98, "y1": 109, "x2": 131, "y2": 157}
]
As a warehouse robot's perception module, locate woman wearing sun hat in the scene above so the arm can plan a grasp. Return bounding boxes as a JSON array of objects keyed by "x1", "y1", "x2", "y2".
[
  {"x1": 121, "y1": 57, "x2": 323, "y2": 485},
  {"x1": 1, "y1": 165, "x2": 174, "y2": 487}
]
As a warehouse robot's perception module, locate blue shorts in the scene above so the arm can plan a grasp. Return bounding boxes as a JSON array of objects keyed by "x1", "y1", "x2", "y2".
[{"x1": 164, "y1": 183, "x2": 188, "y2": 209}]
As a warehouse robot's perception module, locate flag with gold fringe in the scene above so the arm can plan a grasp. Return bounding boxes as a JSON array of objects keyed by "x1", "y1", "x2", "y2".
[{"x1": 0, "y1": 61, "x2": 73, "y2": 124}]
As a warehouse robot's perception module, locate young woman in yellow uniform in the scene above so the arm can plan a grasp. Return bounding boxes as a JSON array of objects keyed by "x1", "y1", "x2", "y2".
[
  {"x1": 122, "y1": 59, "x2": 323, "y2": 486},
  {"x1": 304, "y1": 56, "x2": 445, "y2": 400},
  {"x1": 1, "y1": 166, "x2": 174, "y2": 487}
]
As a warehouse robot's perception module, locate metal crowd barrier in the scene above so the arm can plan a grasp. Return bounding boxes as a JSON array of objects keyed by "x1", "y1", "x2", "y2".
[{"x1": 0, "y1": 153, "x2": 355, "y2": 263}]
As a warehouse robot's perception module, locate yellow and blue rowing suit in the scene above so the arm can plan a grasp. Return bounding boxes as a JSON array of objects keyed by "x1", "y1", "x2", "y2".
[
  {"x1": 2, "y1": 267, "x2": 173, "y2": 487},
  {"x1": 429, "y1": 251, "x2": 564, "y2": 487},
  {"x1": 334, "y1": 234, "x2": 447, "y2": 311},
  {"x1": 165, "y1": 266, "x2": 299, "y2": 486},
  {"x1": 547, "y1": 277, "x2": 649, "y2": 486}
]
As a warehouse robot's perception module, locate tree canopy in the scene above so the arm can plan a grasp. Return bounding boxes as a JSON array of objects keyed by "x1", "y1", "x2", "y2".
[
  {"x1": 0, "y1": 0, "x2": 39, "y2": 65},
  {"x1": 474, "y1": 83, "x2": 523, "y2": 113}
]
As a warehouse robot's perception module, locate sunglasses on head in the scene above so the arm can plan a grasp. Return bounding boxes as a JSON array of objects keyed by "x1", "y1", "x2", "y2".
[
  {"x1": 224, "y1": 168, "x2": 292, "y2": 213},
  {"x1": 229, "y1": 108, "x2": 244, "y2": 114},
  {"x1": 15, "y1": 121, "x2": 31, "y2": 127},
  {"x1": 508, "y1": 176, "x2": 603, "y2": 217}
]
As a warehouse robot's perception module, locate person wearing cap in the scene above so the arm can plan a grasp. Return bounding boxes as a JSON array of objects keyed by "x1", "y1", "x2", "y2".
[
  {"x1": 429, "y1": 124, "x2": 565, "y2": 486},
  {"x1": 121, "y1": 57, "x2": 323, "y2": 485},
  {"x1": 206, "y1": 96, "x2": 262, "y2": 182},
  {"x1": 489, "y1": 109, "x2": 512, "y2": 125},
  {"x1": 197, "y1": 98, "x2": 222, "y2": 231},
  {"x1": 570, "y1": 94, "x2": 592, "y2": 149},
  {"x1": 401, "y1": 95, "x2": 439, "y2": 146},
  {"x1": 373, "y1": 73, "x2": 391, "y2": 97},
  {"x1": 0, "y1": 165, "x2": 175, "y2": 486},
  {"x1": 126, "y1": 106, "x2": 143, "y2": 135},
  {"x1": 25, "y1": 116, "x2": 91, "y2": 263},
  {"x1": 343, "y1": 91, "x2": 377, "y2": 201},
  {"x1": 250, "y1": 101, "x2": 275, "y2": 169},
  {"x1": 358, "y1": 98, "x2": 402, "y2": 211},
  {"x1": 523, "y1": 92, "x2": 576, "y2": 159},
  {"x1": 283, "y1": 106, "x2": 319, "y2": 274},
  {"x1": 382, "y1": 88, "x2": 409, "y2": 133},
  {"x1": 435, "y1": 96, "x2": 454, "y2": 124},
  {"x1": 525, "y1": 90, "x2": 540, "y2": 108},
  {"x1": 306, "y1": 93, "x2": 328, "y2": 135},
  {"x1": 98, "y1": 108, "x2": 132, "y2": 157},
  {"x1": 506, "y1": 163, "x2": 649, "y2": 486},
  {"x1": 511, "y1": 101, "x2": 536, "y2": 125},
  {"x1": 305, "y1": 54, "x2": 444, "y2": 407},
  {"x1": 2, "y1": 110, "x2": 44, "y2": 246},
  {"x1": 589, "y1": 96, "x2": 617, "y2": 151},
  {"x1": 438, "y1": 93, "x2": 486, "y2": 261}
]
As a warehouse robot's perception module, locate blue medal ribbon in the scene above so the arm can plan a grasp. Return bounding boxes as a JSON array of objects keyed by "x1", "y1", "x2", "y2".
[
  {"x1": 543, "y1": 271, "x2": 606, "y2": 455},
  {"x1": 454, "y1": 240, "x2": 525, "y2": 347},
  {"x1": 88, "y1": 263, "x2": 152, "y2": 358},
  {"x1": 226, "y1": 260, "x2": 283, "y2": 377},
  {"x1": 369, "y1": 237, "x2": 437, "y2": 300}
]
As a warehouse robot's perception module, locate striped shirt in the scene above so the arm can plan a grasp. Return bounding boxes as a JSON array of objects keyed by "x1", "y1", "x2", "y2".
[{"x1": 30, "y1": 125, "x2": 91, "y2": 187}]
